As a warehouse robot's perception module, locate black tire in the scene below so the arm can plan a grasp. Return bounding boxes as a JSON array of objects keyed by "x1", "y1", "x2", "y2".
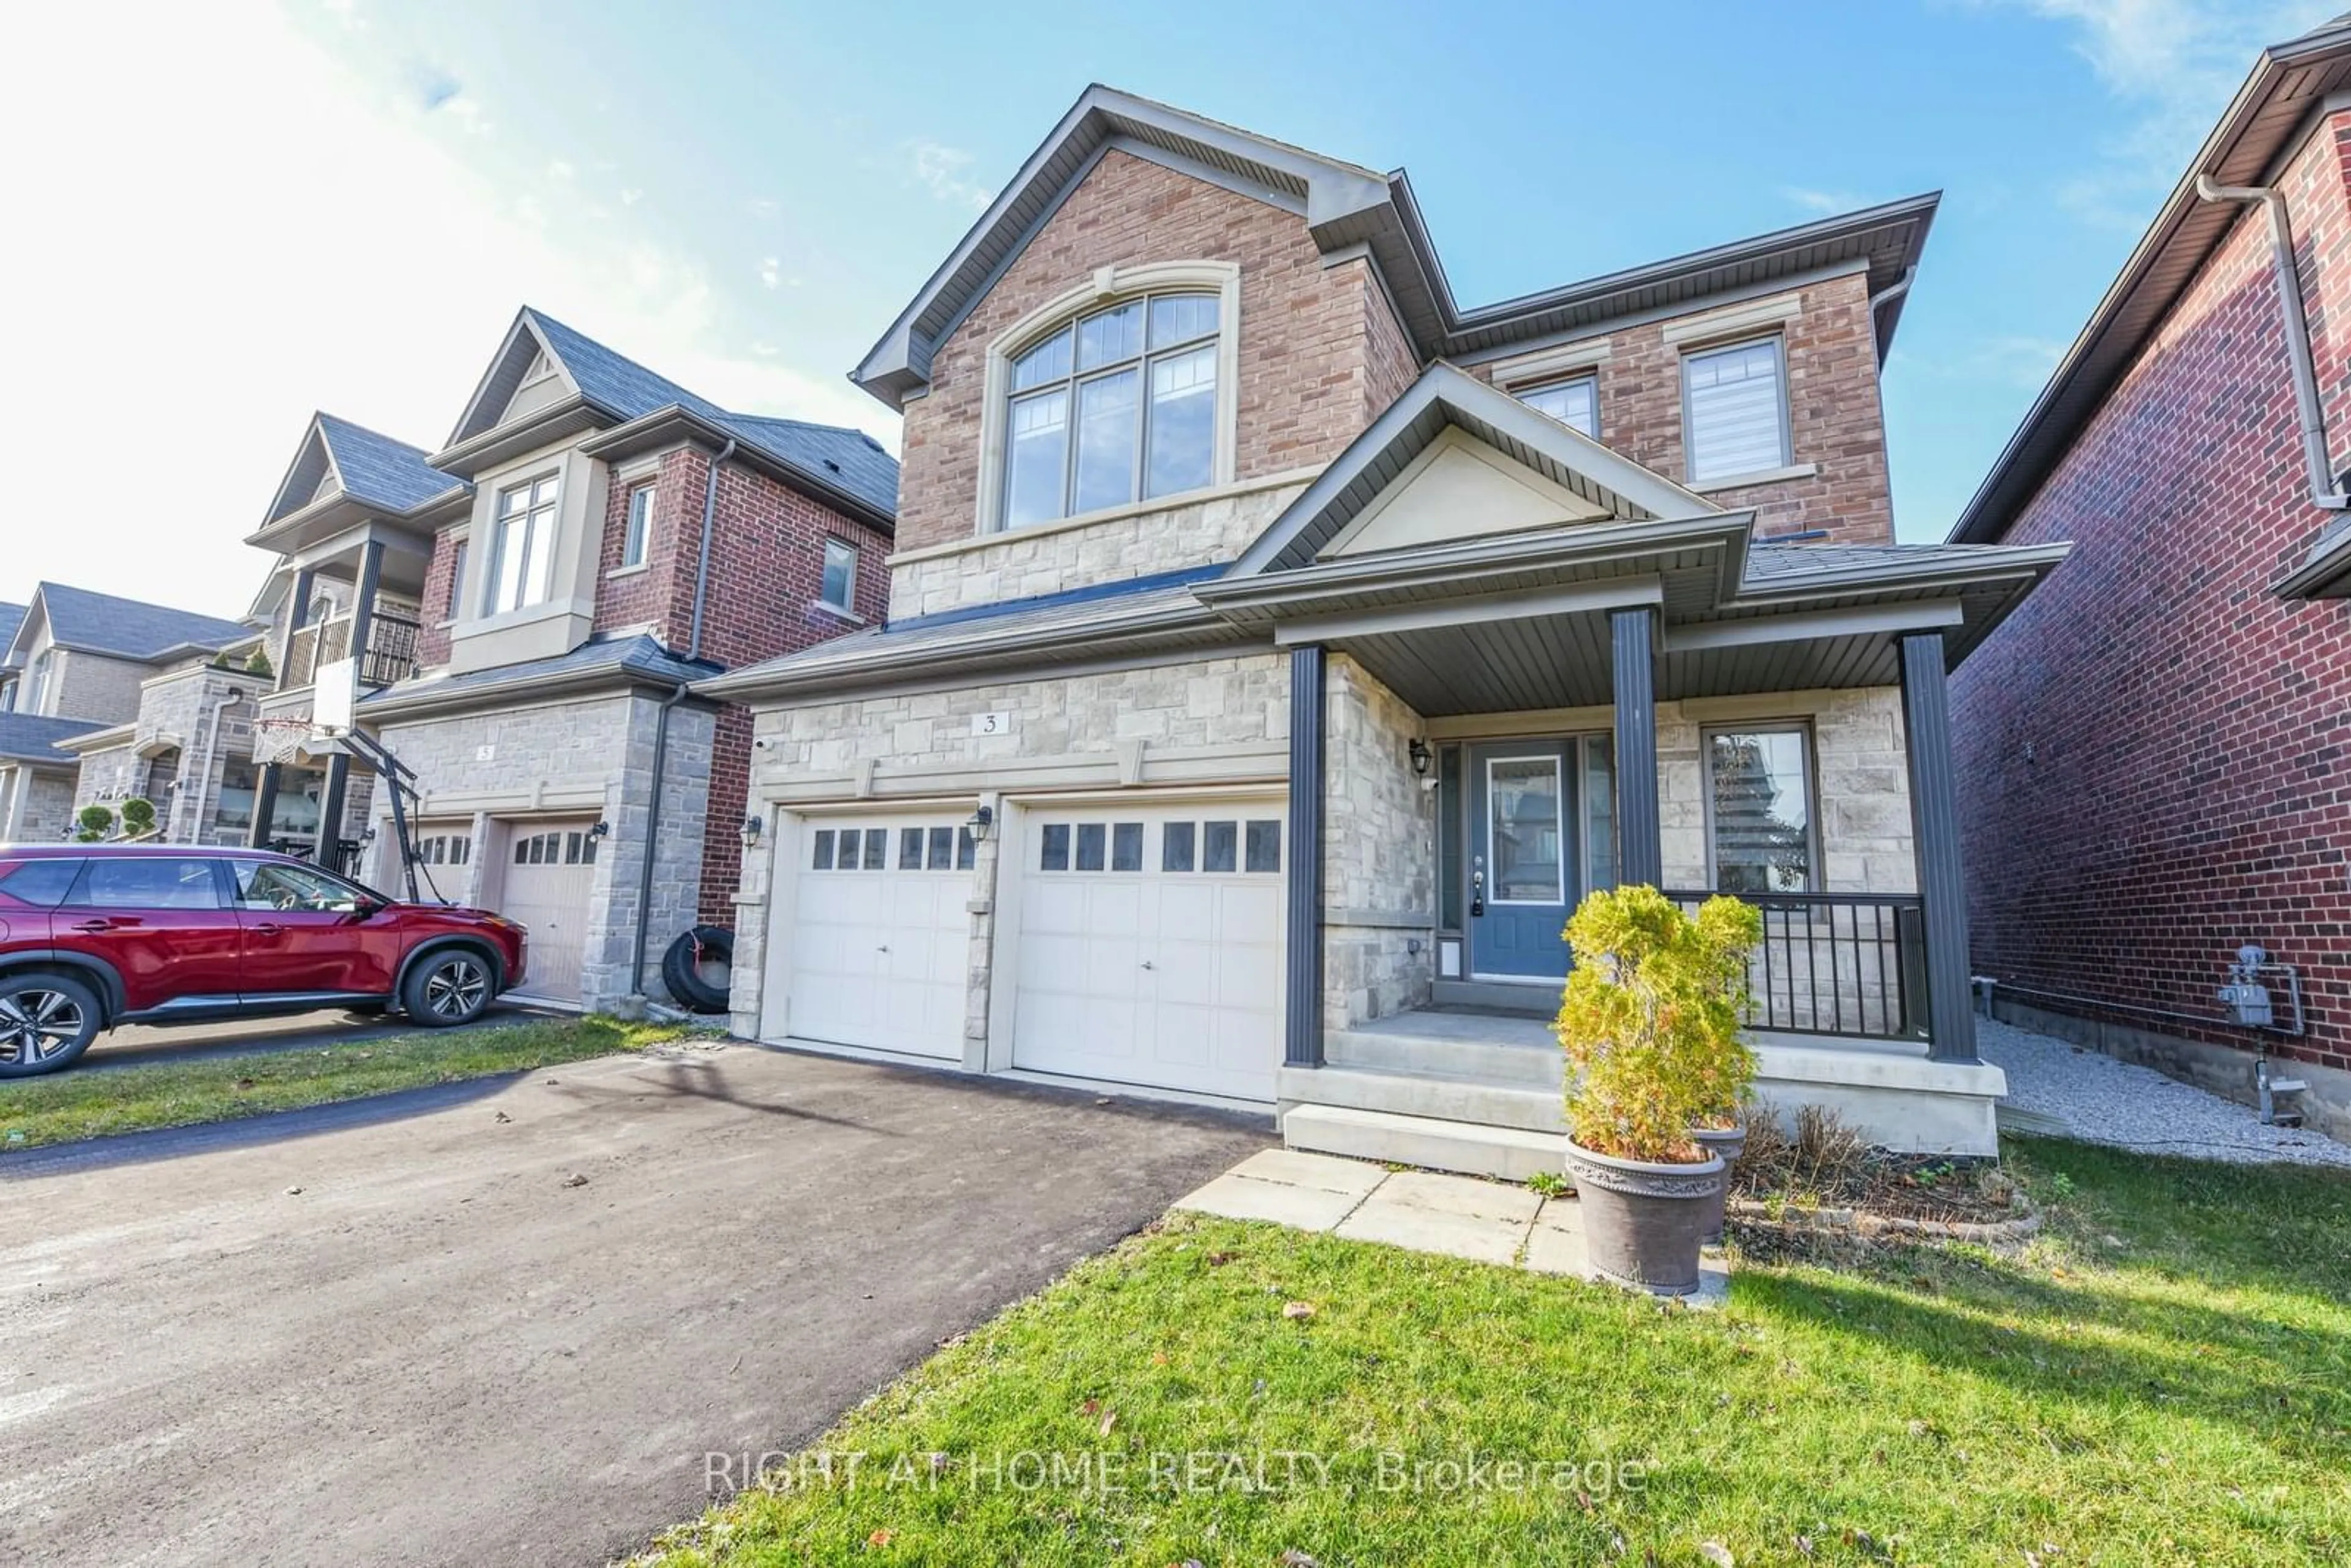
[
  {"x1": 661, "y1": 926, "x2": 733, "y2": 1014},
  {"x1": 0, "y1": 972, "x2": 103, "y2": 1078},
  {"x1": 401, "y1": 946, "x2": 497, "y2": 1028}
]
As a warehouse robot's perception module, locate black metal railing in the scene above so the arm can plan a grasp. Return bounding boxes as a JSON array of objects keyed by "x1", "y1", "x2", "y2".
[
  {"x1": 360, "y1": 613, "x2": 422, "y2": 688},
  {"x1": 1667, "y1": 889, "x2": 1927, "y2": 1041},
  {"x1": 269, "y1": 836, "x2": 366, "y2": 877}
]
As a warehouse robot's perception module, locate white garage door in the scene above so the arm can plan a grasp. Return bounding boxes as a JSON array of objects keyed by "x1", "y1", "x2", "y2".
[
  {"x1": 497, "y1": 819, "x2": 601, "y2": 1006},
  {"x1": 1011, "y1": 800, "x2": 1284, "y2": 1101},
  {"x1": 781, "y1": 814, "x2": 973, "y2": 1058}
]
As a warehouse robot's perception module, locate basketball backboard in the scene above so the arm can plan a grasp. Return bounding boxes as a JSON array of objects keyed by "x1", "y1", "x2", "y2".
[{"x1": 313, "y1": 657, "x2": 357, "y2": 738}]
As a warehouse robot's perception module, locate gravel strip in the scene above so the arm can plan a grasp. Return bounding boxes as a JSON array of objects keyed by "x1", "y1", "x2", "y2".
[{"x1": 1978, "y1": 1018, "x2": 2351, "y2": 1167}]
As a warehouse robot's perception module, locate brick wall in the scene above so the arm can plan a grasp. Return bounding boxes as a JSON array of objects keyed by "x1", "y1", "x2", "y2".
[
  {"x1": 1469, "y1": 272, "x2": 1895, "y2": 544},
  {"x1": 1950, "y1": 108, "x2": 2351, "y2": 1077},
  {"x1": 415, "y1": 528, "x2": 460, "y2": 669},
  {"x1": 895, "y1": 148, "x2": 1413, "y2": 557}
]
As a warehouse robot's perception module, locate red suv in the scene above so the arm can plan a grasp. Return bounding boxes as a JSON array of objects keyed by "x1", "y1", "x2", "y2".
[{"x1": 0, "y1": 846, "x2": 528, "y2": 1077}]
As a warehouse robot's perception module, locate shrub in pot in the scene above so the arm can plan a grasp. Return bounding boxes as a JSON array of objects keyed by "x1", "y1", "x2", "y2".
[
  {"x1": 72, "y1": 804, "x2": 115, "y2": 844},
  {"x1": 1554, "y1": 885, "x2": 1762, "y2": 1294},
  {"x1": 118, "y1": 797, "x2": 159, "y2": 841}
]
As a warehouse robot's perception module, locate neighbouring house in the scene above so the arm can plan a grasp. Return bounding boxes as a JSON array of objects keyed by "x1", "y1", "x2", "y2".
[
  {"x1": 319, "y1": 308, "x2": 900, "y2": 1010},
  {"x1": 1948, "y1": 13, "x2": 2351, "y2": 1140},
  {"x1": 0, "y1": 583, "x2": 256, "y2": 844},
  {"x1": 703, "y1": 88, "x2": 2068, "y2": 1170}
]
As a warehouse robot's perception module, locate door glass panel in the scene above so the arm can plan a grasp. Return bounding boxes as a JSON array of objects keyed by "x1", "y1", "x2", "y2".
[
  {"x1": 837, "y1": 830, "x2": 861, "y2": 871},
  {"x1": 1161, "y1": 821, "x2": 1195, "y2": 873},
  {"x1": 1111, "y1": 822, "x2": 1143, "y2": 872},
  {"x1": 811, "y1": 829, "x2": 834, "y2": 870},
  {"x1": 1583, "y1": 735, "x2": 1616, "y2": 893},
  {"x1": 863, "y1": 828, "x2": 889, "y2": 869},
  {"x1": 956, "y1": 826, "x2": 977, "y2": 870},
  {"x1": 927, "y1": 826, "x2": 954, "y2": 869},
  {"x1": 1203, "y1": 820, "x2": 1237, "y2": 874},
  {"x1": 1244, "y1": 820, "x2": 1281, "y2": 874},
  {"x1": 1039, "y1": 823, "x2": 1070, "y2": 872},
  {"x1": 1438, "y1": 745, "x2": 1463, "y2": 928},
  {"x1": 899, "y1": 827, "x2": 924, "y2": 870},
  {"x1": 1074, "y1": 823, "x2": 1106, "y2": 872},
  {"x1": 1487, "y1": 757, "x2": 1564, "y2": 904}
]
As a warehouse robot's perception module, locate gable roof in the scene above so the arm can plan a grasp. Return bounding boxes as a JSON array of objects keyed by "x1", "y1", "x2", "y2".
[
  {"x1": 20, "y1": 583, "x2": 250, "y2": 662},
  {"x1": 441, "y1": 308, "x2": 899, "y2": 522},
  {"x1": 854, "y1": 84, "x2": 1937, "y2": 411},
  {"x1": 0, "y1": 711, "x2": 108, "y2": 767},
  {"x1": 261, "y1": 411, "x2": 467, "y2": 528},
  {"x1": 1229, "y1": 361, "x2": 1722, "y2": 577},
  {"x1": 1951, "y1": 12, "x2": 2351, "y2": 544}
]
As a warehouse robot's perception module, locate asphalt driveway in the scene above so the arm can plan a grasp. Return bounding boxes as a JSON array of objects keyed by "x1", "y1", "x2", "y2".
[{"x1": 0, "y1": 1043, "x2": 1270, "y2": 1567}]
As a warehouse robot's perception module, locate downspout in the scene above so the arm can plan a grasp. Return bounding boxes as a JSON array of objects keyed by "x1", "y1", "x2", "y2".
[
  {"x1": 2196, "y1": 174, "x2": 2351, "y2": 509},
  {"x1": 629, "y1": 437, "x2": 737, "y2": 996},
  {"x1": 1867, "y1": 264, "x2": 1914, "y2": 327}
]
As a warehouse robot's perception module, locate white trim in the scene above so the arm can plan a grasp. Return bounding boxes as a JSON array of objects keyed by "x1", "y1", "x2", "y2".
[
  {"x1": 1659, "y1": 288, "x2": 1805, "y2": 348},
  {"x1": 973, "y1": 260, "x2": 1242, "y2": 538},
  {"x1": 1489, "y1": 337, "x2": 1612, "y2": 386},
  {"x1": 1692, "y1": 461, "x2": 1818, "y2": 494},
  {"x1": 1270, "y1": 577, "x2": 1663, "y2": 646}
]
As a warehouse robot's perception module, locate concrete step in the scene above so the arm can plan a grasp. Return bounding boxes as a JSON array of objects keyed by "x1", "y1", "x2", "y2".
[
  {"x1": 1326, "y1": 1029, "x2": 1564, "y2": 1088},
  {"x1": 1281, "y1": 1103, "x2": 1565, "y2": 1182},
  {"x1": 1280, "y1": 1064, "x2": 1564, "y2": 1133}
]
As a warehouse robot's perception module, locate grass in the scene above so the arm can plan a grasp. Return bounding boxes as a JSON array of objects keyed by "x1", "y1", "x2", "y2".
[
  {"x1": 0, "y1": 1015, "x2": 692, "y2": 1150},
  {"x1": 642, "y1": 1138, "x2": 2351, "y2": 1567}
]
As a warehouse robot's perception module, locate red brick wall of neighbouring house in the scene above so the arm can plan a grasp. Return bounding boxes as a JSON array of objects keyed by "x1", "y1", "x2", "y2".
[
  {"x1": 612, "y1": 446, "x2": 891, "y2": 923},
  {"x1": 1465, "y1": 271, "x2": 1895, "y2": 544},
  {"x1": 414, "y1": 528, "x2": 460, "y2": 669},
  {"x1": 1948, "y1": 108, "x2": 2351, "y2": 1076},
  {"x1": 894, "y1": 148, "x2": 1415, "y2": 554}
]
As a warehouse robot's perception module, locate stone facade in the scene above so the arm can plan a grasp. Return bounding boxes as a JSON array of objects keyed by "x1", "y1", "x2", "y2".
[
  {"x1": 370, "y1": 689, "x2": 714, "y2": 1008},
  {"x1": 894, "y1": 148, "x2": 1413, "y2": 559},
  {"x1": 1324, "y1": 656, "x2": 1434, "y2": 1027},
  {"x1": 0, "y1": 764, "x2": 77, "y2": 842},
  {"x1": 1951, "y1": 105, "x2": 2351, "y2": 1088},
  {"x1": 46, "y1": 648, "x2": 152, "y2": 723},
  {"x1": 888, "y1": 477, "x2": 1310, "y2": 619}
]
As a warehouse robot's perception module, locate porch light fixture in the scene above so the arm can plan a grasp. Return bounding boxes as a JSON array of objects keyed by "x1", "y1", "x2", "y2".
[
  {"x1": 1408, "y1": 737, "x2": 1433, "y2": 776},
  {"x1": 739, "y1": 813, "x2": 763, "y2": 850},
  {"x1": 967, "y1": 803, "x2": 995, "y2": 842},
  {"x1": 590, "y1": 819, "x2": 611, "y2": 839}
]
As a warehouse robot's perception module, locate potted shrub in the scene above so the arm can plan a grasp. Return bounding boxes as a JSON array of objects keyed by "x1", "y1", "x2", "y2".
[
  {"x1": 72, "y1": 804, "x2": 115, "y2": 844},
  {"x1": 1554, "y1": 885, "x2": 1762, "y2": 1295},
  {"x1": 118, "y1": 797, "x2": 159, "y2": 841}
]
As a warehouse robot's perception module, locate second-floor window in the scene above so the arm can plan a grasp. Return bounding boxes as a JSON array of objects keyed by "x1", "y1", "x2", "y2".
[
  {"x1": 486, "y1": 475, "x2": 559, "y2": 615},
  {"x1": 1518, "y1": 375, "x2": 1598, "y2": 438},
  {"x1": 1003, "y1": 290, "x2": 1221, "y2": 530},
  {"x1": 444, "y1": 538, "x2": 468, "y2": 620},
  {"x1": 819, "y1": 538, "x2": 858, "y2": 613},
  {"x1": 23, "y1": 651, "x2": 52, "y2": 715},
  {"x1": 621, "y1": 483, "x2": 655, "y2": 569},
  {"x1": 1684, "y1": 337, "x2": 1790, "y2": 484}
]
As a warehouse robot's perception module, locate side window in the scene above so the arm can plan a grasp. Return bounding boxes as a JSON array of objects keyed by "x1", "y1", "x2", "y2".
[
  {"x1": 1683, "y1": 338, "x2": 1790, "y2": 484},
  {"x1": 445, "y1": 538, "x2": 469, "y2": 620},
  {"x1": 621, "y1": 484, "x2": 656, "y2": 568},
  {"x1": 70, "y1": 857, "x2": 225, "y2": 910},
  {"x1": 0, "y1": 858, "x2": 84, "y2": 907},
  {"x1": 820, "y1": 539, "x2": 858, "y2": 613},
  {"x1": 236, "y1": 861, "x2": 365, "y2": 912},
  {"x1": 1517, "y1": 375, "x2": 1597, "y2": 438},
  {"x1": 1705, "y1": 726, "x2": 1817, "y2": 893}
]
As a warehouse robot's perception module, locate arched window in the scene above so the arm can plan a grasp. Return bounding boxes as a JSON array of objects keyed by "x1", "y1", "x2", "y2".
[{"x1": 996, "y1": 283, "x2": 1229, "y2": 530}]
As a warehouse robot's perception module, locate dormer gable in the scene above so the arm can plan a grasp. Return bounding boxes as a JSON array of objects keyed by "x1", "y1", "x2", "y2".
[{"x1": 444, "y1": 312, "x2": 579, "y2": 449}]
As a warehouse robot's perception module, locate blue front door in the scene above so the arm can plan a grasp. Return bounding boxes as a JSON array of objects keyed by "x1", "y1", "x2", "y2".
[{"x1": 1468, "y1": 741, "x2": 1575, "y2": 980}]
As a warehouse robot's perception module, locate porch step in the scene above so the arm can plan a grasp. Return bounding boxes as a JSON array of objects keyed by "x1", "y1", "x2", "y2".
[
  {"x1": 1281, "y1": 1103, "x2": 1564, "y2": 1182},
  {"x1": 1430, "y1": 979, "x2": 1556, "y2": 1016},
  {"x1": 1280, "y1": 1064, "x2": 1563, "y2": 1133},
  {"x1": 1327, "y1": 1027, "x2": 1563, "y2": 1088}
]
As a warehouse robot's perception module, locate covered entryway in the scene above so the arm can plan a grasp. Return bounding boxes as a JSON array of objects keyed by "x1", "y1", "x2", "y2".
[
  {"x1": 1007, "y1": 798, "x2": 1285, "y2": 1101},
  {"x1": 781, "y1": 811, "x2": 973, "y2": 1058},
  {"x1": 495, "y1": 817, "x2": 601, "y2": 1006}
]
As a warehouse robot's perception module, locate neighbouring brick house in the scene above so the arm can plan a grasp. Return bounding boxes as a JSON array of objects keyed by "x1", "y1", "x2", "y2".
[
  {"x1": 1949, "y1": 13, "x2": 2351, "y2": 1139},
  {"x1": 315, "y1": 309, "x2": 900, "y2": 1010},
  {"x1": 0, "y1": 583, "x2": 257, "y2": 845},
  {"x1": 704, "y1": 88, "x2": 2068, "y2": 1170}
]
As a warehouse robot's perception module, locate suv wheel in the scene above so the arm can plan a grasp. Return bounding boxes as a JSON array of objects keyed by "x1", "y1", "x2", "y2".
[
  {"x1": 0, "y1": 972, "x2": 103, "y2": 1078},
  {"x1": 402, "y1": 948, "x2": 494, "y2": 1028}
]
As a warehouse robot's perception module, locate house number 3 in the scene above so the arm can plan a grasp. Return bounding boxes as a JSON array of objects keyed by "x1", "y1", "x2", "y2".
[{"x1": 969, "y1": 711, "x2": 1014, "y2": 736}]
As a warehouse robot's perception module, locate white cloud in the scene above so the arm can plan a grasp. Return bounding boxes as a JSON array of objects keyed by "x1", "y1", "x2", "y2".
[
  {"x1": 1780, "y1": 186, "x2": 1866, "y2": 216},
  {"x1": 911, "y1": 140, "x2": 994, "y2": 211},
  {"x1": 0, "y1": 0, "x2": 896, "y2": 618},
  {"x1": 759, "y1": 256, "x2": 781, "y2": 290}
]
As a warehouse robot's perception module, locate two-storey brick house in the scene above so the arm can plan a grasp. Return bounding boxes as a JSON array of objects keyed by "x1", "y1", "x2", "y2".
[
  {"x1": 1949, "y1": 13, "x2": 2351, "y2": 1139},
  {"x1": 707, "y1": 89, "x2": 2069, "y2": 1169}
]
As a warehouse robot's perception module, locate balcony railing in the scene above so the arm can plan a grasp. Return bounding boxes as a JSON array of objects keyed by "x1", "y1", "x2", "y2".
[
  {"x1": 361, "y1": 612, "x2": 421, "y2": 687},
  {"x1": 1667, "y1": 889, "x2": 1927, "y2": 1041},
  {"x1": 280, "y1": 604, "x2": 422, "y2": 691}
]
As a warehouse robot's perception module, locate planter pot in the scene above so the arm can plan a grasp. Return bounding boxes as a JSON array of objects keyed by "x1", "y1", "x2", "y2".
[
  {"x1": 1562, "y1": 1139, "x2": 1727, "y2": 1296},
  {"x1": 1690, "y1": 1125, "x2": 1747, "y2": 1247}
]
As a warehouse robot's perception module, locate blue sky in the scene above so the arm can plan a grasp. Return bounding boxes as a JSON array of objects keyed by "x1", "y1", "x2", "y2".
[{"x1": 1, "y1": 0, "x2": 2336, "y2": 616}]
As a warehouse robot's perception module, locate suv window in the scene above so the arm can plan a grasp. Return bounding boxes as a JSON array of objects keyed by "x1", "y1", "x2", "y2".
[
  {"x1": 0, "y1": 858, "x2": 84, "y2": 907},
  {"x1": 233, "y1": 861, "x2": 369, "y2": 914},
  {"x1": 69, "y1": 857, "x2": 225, "y2": 909}
]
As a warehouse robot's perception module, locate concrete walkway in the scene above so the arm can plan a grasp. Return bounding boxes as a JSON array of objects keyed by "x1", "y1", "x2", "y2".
[{"x1": 1172, "y1": 1147, "x2": 1727, "y2": 1304}]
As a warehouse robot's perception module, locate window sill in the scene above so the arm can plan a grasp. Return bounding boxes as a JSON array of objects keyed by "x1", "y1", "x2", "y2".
[
  {"x1": 606, "y1": 563, "x2": 650, "y2": 580},
  {"x1": 1690, "y1": 462, "x2": 1818, "y2": 494},
  {"x1": 811, "y1": 600, "x2": 866, "y2": 626}
]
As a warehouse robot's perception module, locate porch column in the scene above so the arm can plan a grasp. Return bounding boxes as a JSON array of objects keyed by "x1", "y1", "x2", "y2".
[
  {"x1": 316, "y1": 753, "x2": 351, "y2": 872},
  {"x1": 1898, "y1": 630, "x2": 1978, "y2": 1063},
  {"x1": 1285, "y1": 643, "x2": 1327, "y2": 1068},
  {"x1": 347, "y1": 539, "x2": 384, "y2": 683},
  {"x1": 247, "y1": 762, "x2": 281, "y2": 850},
  {"x1": 278, "y1": 567, "x2": 314, "y2": 692},
  {"x1": 1610, "y1": 606, "x2": 1663, "y2": 888}
]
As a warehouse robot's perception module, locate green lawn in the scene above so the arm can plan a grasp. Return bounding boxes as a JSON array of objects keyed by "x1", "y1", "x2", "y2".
[
  {"x1": 643, "y1": 1139, "x2": 2351, "y2": 1567},
  {"x1": 0, "y1": 1015, "x2": 691, "y2": 1150}
]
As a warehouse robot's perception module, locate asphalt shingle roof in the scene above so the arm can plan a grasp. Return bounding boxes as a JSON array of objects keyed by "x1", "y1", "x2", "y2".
[
  {"x1": 527, "y1": 310, "x2": 899, "y2": 519},
  {"x1": 1742, "y1": 541, "x2": 2033, "y2": 584},
  {"x1": 359, "y1": 633, "x2": 718, "y2": 711},
  {"x1": 316, "y1": 414, "x2": 465, "y2": 514},
  {"x1": 34, "y1": 583, "x2": 251, "y2": 660},
  {"x1": 0, "y1": 711, "x2": 107, "y2": 765},
  {"x1": 0, "y1": 602, "x2": 25, "y2": 670}
]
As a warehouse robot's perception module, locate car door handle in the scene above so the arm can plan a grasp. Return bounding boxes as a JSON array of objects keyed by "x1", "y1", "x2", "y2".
[
  {"x1": 71, "y1": 919, "x2": 114, "y2": 933},
  {"x1": 252, "y1": 923, "x2": 285, "y2": 936}
]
